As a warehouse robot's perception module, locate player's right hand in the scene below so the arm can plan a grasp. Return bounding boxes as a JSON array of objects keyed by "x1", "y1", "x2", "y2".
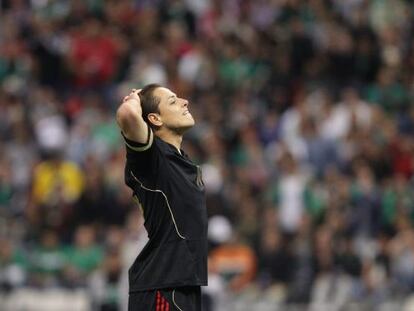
[{"x1": 123, "y1": 88, "x2": 142, "y2": 106}]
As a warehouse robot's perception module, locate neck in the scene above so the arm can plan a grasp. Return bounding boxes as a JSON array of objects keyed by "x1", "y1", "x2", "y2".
[{"x1": 156, "y1": 129, "x2": 183, "y2": 153}]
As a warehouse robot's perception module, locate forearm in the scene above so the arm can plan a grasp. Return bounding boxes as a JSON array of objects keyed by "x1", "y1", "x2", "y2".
[{"x1": 116, "y1": 99, "x2": 149, "y2": 144}]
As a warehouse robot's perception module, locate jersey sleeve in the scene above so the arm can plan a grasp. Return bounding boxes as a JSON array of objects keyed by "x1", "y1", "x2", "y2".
[
  {"x1": 122, "y1": 125, "x2": 160, "y2": 179},
  {"x1": 122, "y1": 124, "x2": 153, "y2": 153}
]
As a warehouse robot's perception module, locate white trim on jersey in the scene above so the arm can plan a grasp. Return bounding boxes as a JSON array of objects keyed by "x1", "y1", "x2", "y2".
[{"x1": 130, "y1": 170, "x2": 187, "y2": 240}]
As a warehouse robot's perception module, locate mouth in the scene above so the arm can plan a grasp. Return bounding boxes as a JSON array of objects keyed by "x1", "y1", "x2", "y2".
[{"x1": 183, "y1": 110, "x2": 190, "y2": 115}]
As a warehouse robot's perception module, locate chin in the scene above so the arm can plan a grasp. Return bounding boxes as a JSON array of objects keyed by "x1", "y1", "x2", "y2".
[
  {"x1": 183, "y1": 120, "x2": 195, "y2": 130},
  {"x1": 183, "y1": 115, "x2": 195, "y2": 126},
  {"x1": 178, "y1": 119, "x2": 195, "y2": 133}
]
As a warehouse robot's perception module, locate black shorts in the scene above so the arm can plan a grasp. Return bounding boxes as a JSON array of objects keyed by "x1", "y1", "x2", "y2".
[{"x1": 128, "y1": 286, "x2": 202, "y2": 311}]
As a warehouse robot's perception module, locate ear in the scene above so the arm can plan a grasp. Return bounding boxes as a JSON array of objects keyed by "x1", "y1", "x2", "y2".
[{"x1": 147, "y1": 113, "x2": 163, "y2": 127}]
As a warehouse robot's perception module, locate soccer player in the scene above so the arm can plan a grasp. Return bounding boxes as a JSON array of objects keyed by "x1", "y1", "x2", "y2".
[{"x1": 116, "y1": 84, "x2": 208, "y2": 310}]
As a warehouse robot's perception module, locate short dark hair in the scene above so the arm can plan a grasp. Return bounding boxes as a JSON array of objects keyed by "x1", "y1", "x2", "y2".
[{"x1": 139, "y1": 84, "x2": 161, "y2": 127}]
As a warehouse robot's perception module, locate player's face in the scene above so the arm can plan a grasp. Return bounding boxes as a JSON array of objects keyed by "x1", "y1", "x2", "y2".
[{"x1": 153, "y1": 87, "x2": 195, "y2": 132}]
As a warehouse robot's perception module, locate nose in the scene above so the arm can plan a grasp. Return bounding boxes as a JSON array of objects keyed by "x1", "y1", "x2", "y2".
[{"x1": 182, "y1": 99, "x2": 189, "y2": 107}]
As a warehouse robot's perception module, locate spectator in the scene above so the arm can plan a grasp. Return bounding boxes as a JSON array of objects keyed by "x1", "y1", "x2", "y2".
[
  {"x1": 209, "y1": 232, "x2": 257, "y2": 292},
  {"x1": 0, "y1": 238, "x2": 27, "y2": 292},
  {"x1": 89, "y1": 248, "x2": 123, "y2": 311},
  {"x1": 64, "y1": 225, "x2": 103, "y2": 286},
  {"x1": 28, "y1": 229, "x2": 66, "y2": 287}
]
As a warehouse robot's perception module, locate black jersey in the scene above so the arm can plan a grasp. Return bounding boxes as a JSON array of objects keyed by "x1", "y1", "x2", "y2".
[{"x1": 123, "y1": 127, "x2": 208, "y2": 292}]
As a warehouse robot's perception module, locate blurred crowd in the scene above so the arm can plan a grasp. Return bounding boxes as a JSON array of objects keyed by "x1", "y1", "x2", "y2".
[{"x1": 1, "y1": 0, "x2": 414, "y2": 310}]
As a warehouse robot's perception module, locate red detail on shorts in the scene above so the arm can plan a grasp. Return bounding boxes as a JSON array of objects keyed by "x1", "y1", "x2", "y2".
[
  {"x1": 155, "y1": 290, "x2": 170, "y2": 311},
  {"x1": 156, "y1": 291, "x2": 161, "y2": 311}
]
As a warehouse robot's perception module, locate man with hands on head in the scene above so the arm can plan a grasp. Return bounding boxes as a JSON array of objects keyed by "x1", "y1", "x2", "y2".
[{"x1": 116, "y1": 84, "x2": 208, "y2": 311}]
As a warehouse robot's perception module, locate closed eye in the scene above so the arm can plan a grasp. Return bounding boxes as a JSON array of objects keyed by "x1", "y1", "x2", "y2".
[{"x1": 168, "y1": 94, "x2": 177, "y2": 105}]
